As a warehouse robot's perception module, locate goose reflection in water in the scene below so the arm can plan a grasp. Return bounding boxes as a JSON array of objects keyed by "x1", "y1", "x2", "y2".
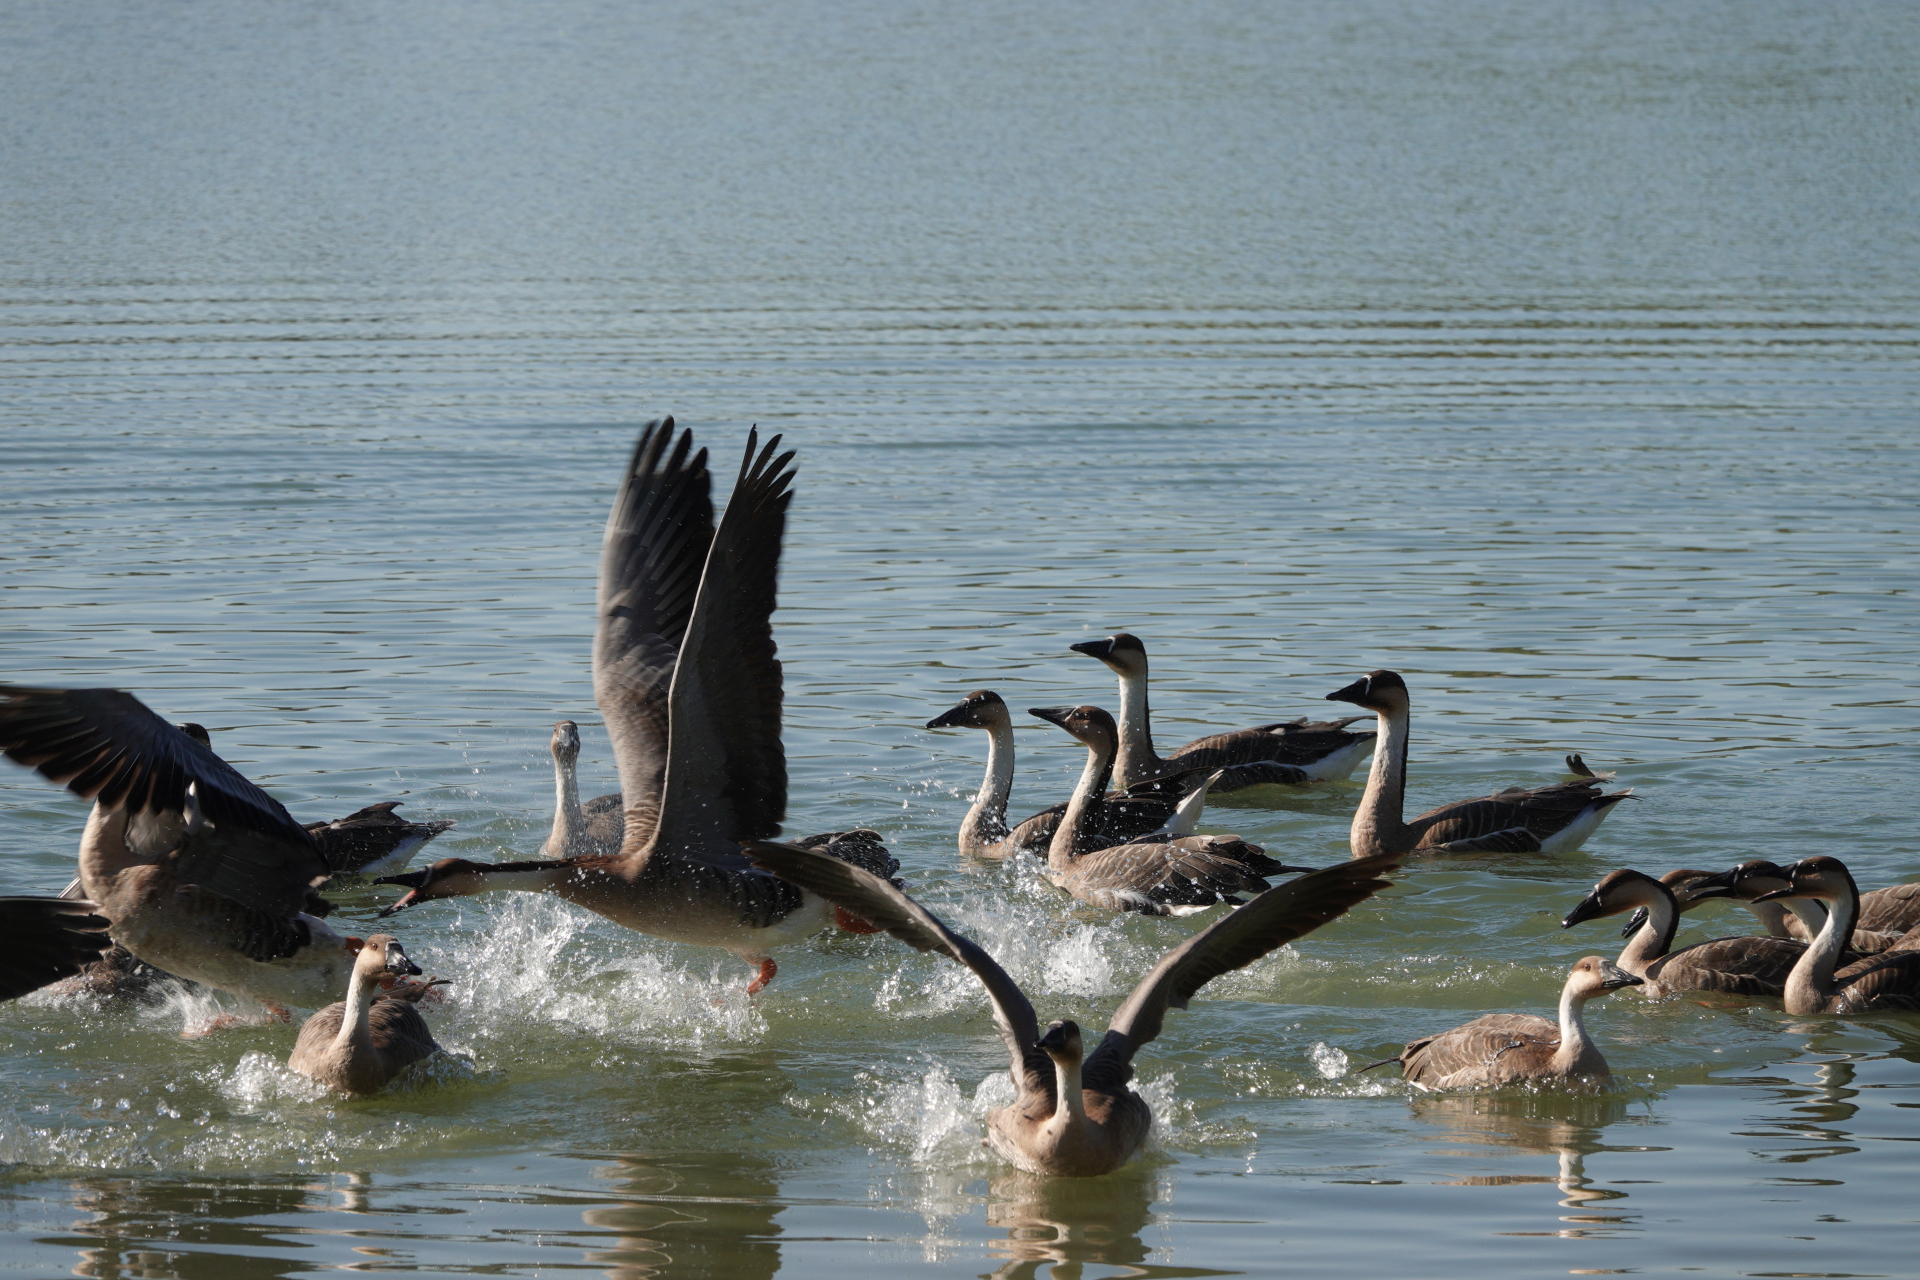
[
  {"x1": 63, "y1": 1172, "x2": 319, "y2": 1279},
  {"x1": 579, "y1": 1154, "x2": 782, "y2": 1280},
  {"x1": 983, "y1": 1167, "x2": 1161, "y2": 1280},
  {"x1": 1412, "y1": 1093, "x2": 1652, "y2": 1230}
]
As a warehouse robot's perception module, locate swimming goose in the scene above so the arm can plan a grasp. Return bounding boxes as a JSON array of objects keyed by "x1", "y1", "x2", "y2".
[
  {"x1": 1070, "y1": 633, "x2": 1375, "y2": 793},
  {"x1": 375, "y1": 420, "x2": 896, "y2": 994},
  {"x1": 288, "y1": 934, "x2": 443, "y2": 1095},
  {"x1": 1032, "y1": 705, "x2": 1313, "y2": 914},
  {"x1": 539, "y1": 720, "x2": 625, "y2": 858},
  {"x1": 926, "y1": 690, "x2": 1209, "y2": 861},
  {"x1": 1, "y1": 896, "x2": 112, "y2": 1000},
  {"x1": 0, "y1": 685, "x2": 351, "y2": 1012},
  {"x1": 1727, "y1": 861, "x2": 1920, "y2": 953},
  {"x1": 306, "y1": 803, "x2": 454, "y2": 877},
  {"x1": 1359, "y1": 957, "x2": 1642, "y2": 1089},
  {"x1": 1326, "y1": 671, "x2": 1632, "y2": 857},
  {"x1": 1754, "y1": 857, "x2": 1920, "y2": 1014},
  {"x1": 1623, "y1": 861, "x2": 1894, "y2": 956},
  {"x1": 747, "y1": 841, "x2": 1403, "y2": 1175},
  {"x1": 1560, "y1": 868, "x2": 1807, "y2": 998}
]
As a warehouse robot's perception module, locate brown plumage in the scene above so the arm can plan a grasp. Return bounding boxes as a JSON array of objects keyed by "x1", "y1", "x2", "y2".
[
  {"x1": 1561, "y1": 868, "x2": 1809, "y2": 998},
  {"x1": 1364, "y1": 957, "x2": 1642, "y2": 1089},
  {"x1": 1070, "y1": 633, "x2": 1375, "y2": 794},
  {"x1": 288, "y1": 935, "x2": 443, "y2": 1095},
  {"x1": 1756, "y1": 857, "x2": 1920, "y2": 1015},
  {"x1": 0, "y1": 896, "x2": 112, "y2": 1000},
  {"x1": 925, "y1": 690, "x2": 1208, "y2": 861},
  {"x1": 1326, "y1": 670, "x2": 1632, "y2": 857},
  {"x1": 749, "y1": 842, "x2": 1403, "y2": 1176},
  {"x1": 1032, "y1": 706, "x2": 1313, "y2": 915},
  {"x1": 307, "y1": 802, "x2": 454, "y2": 877},
  {"x1": 374, "y1": 421, "x2": 896, "y2": 995}
]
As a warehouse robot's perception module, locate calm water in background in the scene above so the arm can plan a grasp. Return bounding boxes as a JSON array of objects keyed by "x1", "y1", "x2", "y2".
[{"x1": 3, "y1": 2, "x2": 1918, "y2": 1276}]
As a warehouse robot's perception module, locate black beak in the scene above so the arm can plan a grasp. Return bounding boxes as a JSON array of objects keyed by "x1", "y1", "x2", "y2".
[
  {"x1": 1598, "y1": 960, "x2": 1644, "y2": 990},
  {"x1": 1326, "y1": 677, "x2": 1371, "y2": 706},
  {"x1": 1619, "y1": 907, "x2": 1648, "y2": 939},
  {"x1": 373, "y1": 868, "x2": 430, "y2": 918},
  {"x1": 1028, "y1": 706, "x2": 1073, "y2": 729},
  {"x1": 925, "y1": 703, "x2": 970, "y2": 730},
  {"x1": 385, "y1": 946, "x2": 424, "y2": 977},
  {"x1": 1070, "y1": 639, "x2": 1116, "y2": 660},
  {"x1": 1561, "y1": 887, "x2": 1609, "y2": 929}
]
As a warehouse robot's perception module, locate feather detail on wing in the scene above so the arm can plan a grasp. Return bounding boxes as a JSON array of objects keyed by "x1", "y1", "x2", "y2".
[
  {"x1": 1167, "y1": 717, "x2": 1373, "y2": 774},
  {"x1": 744, "y1": 841, "x2": 1052, "y2": 1104},
  {"x1": 1828, "y1": 949, "x2": 1920, "y2": 1013},
  {"x1": 0, "y1": 897, "x2": 112, "y2": 1000},
  {"x1": 1399, "y1": 1014, "x2": 1557, "y2": 1086},
  {"x1": 654, "y1": 430, "x2": 795, "y2": 853},
  {"x1": 1410, "y1": 780, "x2": 1631, "y2": 849},
  {"x1": 594, "y1": 419, "x2": 716, "y2": 851},
  {"x1": 1083, "y1": 852, "x2": 1401, "y2": 1092}
]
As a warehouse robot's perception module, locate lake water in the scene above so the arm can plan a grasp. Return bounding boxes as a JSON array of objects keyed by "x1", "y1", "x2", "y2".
[{"x1": 3, "y1": 2, "x2": 1918, "y2": 1276}]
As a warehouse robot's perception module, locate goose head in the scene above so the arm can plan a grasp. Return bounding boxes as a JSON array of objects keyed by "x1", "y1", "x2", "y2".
[
  {"x1": 551, "y1": 720, "x2": 582, "y2": 763},
  {"x1": 1751, "y1": 855, "x2": 1858, "y2": 907},
  {"x1": 1036, "y1": 1019, "x2": 1084, "y2": 1069},
  {"x1": 374, "y1": 858, "x2": 495, "y2": 917},
  {"x1": 1561, "y1": 868, "x2": 1672, "y2": 928},
  {"x1": 925, "y1": 689, "x2": 1011, "y2": 731},
  {"x1": 1028, "y1": 705, "x2": 1119, "y2": 753},
  {"x1": 351, "y1": 933, "x2": 424, "y2": 981},
  {"x1": 1569, "y1": 955, "x2": 1644, "y2": 997},
  {"x1": 1325, "y1": 670, "x2": 1409, "y2": 712},
  {"x1": 1068, "y1": 632, "x2": 1147, "y2": 677},
  {"x1": 1617, "y1": 867, "x2": 1741, "y2": 938}
]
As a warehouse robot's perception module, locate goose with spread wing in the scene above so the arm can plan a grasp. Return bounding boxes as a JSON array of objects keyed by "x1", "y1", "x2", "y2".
[
  {"x1": 375, "y1": 419, "x2": 895, "y2": 994},
  {"x1": 1031, "y1": 705, "x2": 1313, "y2": 914},
  {"x1": 749, "y1": 841, "x2": 1403, "y2": 1175},
  {"x1": 1069, "y1": 633, "x2": 1374, "y2": 795},
  {"x1": 926, "y1": 689, "x2": 1210, "y2": 861},
  {"x1": 1327, "y1": 670, "x2": 1632, "y2": 857},
  {"x1": 0, "y1": 686, "x2": 348, "y2": 1012}
]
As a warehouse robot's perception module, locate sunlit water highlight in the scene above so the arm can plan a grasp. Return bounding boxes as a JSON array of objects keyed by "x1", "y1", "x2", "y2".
[{"x1": 4, "y1": 1, "x2": 1919, "y2": 1276}]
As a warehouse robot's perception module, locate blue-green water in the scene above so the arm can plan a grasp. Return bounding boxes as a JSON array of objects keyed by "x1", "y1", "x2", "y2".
[{"x1": 3, "y1": 2, "x2": 1918, "y2": 1276}]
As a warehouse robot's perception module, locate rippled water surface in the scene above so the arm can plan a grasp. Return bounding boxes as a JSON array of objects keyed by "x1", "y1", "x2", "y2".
[{"x1": 3, "y1": 1, "x2": 1918, "y2": 1276}]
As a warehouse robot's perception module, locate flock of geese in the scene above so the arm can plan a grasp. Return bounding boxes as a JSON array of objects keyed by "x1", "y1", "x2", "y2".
[{"x1": 3, "y1": 419, "x2": 1917, "y2": 1179}]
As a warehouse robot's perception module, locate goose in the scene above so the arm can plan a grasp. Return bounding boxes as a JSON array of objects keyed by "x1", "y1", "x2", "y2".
[
  {"x1": 926, "y1": 690, "x2": 1210, "y2": 861},
  {"x1": 1358, "y1": 957, "x2": 1642, "y2": 1089},
  {"x1": 1031, "y1": 705, "x2": 1313, "y2": 914},
  {"x1": 1752, "y1": 857, "x2": 1920, "y2": 1014},
  {"x1": 1619, "y1": 861, "x2": 1894, "y2": 956},
  {"x1": 1560, "y1": 868, "x2": 1808, "y2": 997},
  {"x1": 1728, "y1": 860, "x2": 1920, "y2": 952},
  {"x1": 288, "y1": 934, "x2": 443, "y2": 1095},
  {"x1": 747, "y1": 840, "x2": 1404, "y2": 1175},
  {"x1": 1, "y1": 896, "x2": 111, "y2": 1000},
  {"x1": 1070, "y1": 633, "x2": 1375, "y2": 793},
  {"x1": 0, "y1": 685, "x2": 351, "y2": 1013},
  {"x1": 374, "y1": 420, "x2": 896, "y2": 994},
  {"x1": 1326, "y1": 670, "x2": 1632, "y2": 856},
  {"x1": 539, "y1": 720, "x2": 625, "y2": 858}
]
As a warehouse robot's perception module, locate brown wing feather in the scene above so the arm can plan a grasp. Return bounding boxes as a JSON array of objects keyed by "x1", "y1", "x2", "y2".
[
  {"x1": 1400, "y1": 1014, "x2": 1557, "y2": 1087},
  {"x1": 1083, "y1": 852, "x2": 1401, "y2": 1090},
  {"x1": 1857, "y1": 882, "x2": 1920, "y2": 936},
  {"x1": 1168, "y1": 717, "x2": 1372, "y2": 774},
  {"x1": 653, "y1": 431, "x2": 794, "y2": 852},
  {"x1": 745, "y1": 841, "x2": 1052, "y2": 1104},
  {"x1": 1829, "y1": 949, "x2": 1920, "y2": 1013},
  {"x1": 594, "y1": 420, "x2": 716, "y2": 850},
  {"x1": 1056, "y1": 840, "x2": 1274, "y2": 915},
  {"x1": 0, "y1": 897, "x2": 112, "y2": 1000},
  {"x1": 1411, "y1": 781, "x2": 1626, "y2": 849},
  {"x1": 1653, "y1": 935, "x2": 1806, "y2": 997}
]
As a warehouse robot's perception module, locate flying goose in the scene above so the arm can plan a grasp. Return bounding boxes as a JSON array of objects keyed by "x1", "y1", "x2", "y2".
[
  {"x1": 926, "y1": 690, "x2": 1210, "y2": 861},
  {"x1": 1326, "y1": 671, "x2": 1632, "y2": 857},
  {"x1": 1031, "y1": 705, "x2": 1313, "y2": 914},
  {"x1": 288, "y1": 934, "x2": 444, "y2": 1095},
  {"x1": 539, "y1": 720, "x2": 625, "y2": 859},
  {"x1": 1560, "y1": 868, "x2": 1811, "y2": 998},
  {"x1": 375, "y1": 420, "x2": 896, "y2": 994},
  {"x1": 1358, "y1": 957, "x2": 1643, "y2": 1089},
  {"x1": 0, "y1": 685, "x2": 351, "y2": 1013},
  {"x1": 0, "y1": 896, "x2": 112, "y2": 1000},
  {"x1": 1753, "y1": 857, "x2": 1920, "y2": 1014},
  {"x1": 1070, "y1": 633, "x2": 1375, "y2": 794},
  {"x1": 748, "y1": 841, "x2": 1404, "y2": 1176}
]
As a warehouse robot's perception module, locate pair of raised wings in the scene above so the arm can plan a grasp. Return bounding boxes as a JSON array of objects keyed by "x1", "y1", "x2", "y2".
[
  {"x1": 0, "y1": 685, "x2": 329, "y2": 919},
  {"x1": 591, "y1": 419, "x2": 796, "y2": 861},
  {"x1": 747, "y1": 842, "x2": 1402, "y2": 1108}
]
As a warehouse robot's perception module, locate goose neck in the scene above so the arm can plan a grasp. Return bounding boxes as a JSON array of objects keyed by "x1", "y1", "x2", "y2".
[
  {"x1": 1047, "y1": 743, "x2": 1115, "y2": 871},
  {"x1": 1112, "y1": 667, "x2": 1161, "y2": 790},
  {"x1": 333, "y1": 965, "x2": 381, "y2": 1055},
  {"x1": 1784, "y1": 878, "x2": 1858, "y2": 1015},
  {"x1": 958, "y1": 720, "x2": 1015, "y2": 856},
  {"x1": 1620, "y1": 883, "x2": 1678, "y2": 975},
  {"x1": 1551, "y1": 981, "x2": 1599, "y2": 1075},
  {"x1": 1350, "y1": 701, "x2": 1412, "y2": 856}
]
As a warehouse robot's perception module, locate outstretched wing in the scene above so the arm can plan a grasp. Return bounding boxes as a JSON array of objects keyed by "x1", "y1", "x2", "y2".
[
  {"x1": 594, "y1": 419, "x2": 717, "y2": 850},
  {"x1": 0, "y1": 686, "x2": 328, "y2": 916},
  {"x1": 653, "y1": 430, "x2": 794, "y2": 852},
  {"x1": 1083, "y1": 852, "x2": 1402, "y2": 1092},
  {"x1": 0, "y1": 897, "x2": 112, "y2": 1000},
  {"x1": 745, "y1": 840, "x2": 1052, "y2": 1104}
]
